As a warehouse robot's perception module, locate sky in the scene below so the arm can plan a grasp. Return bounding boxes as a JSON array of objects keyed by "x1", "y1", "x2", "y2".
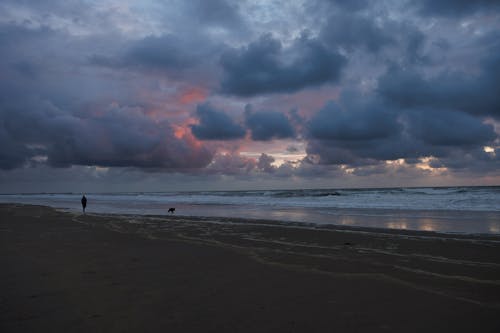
[{"x1": 0, "y1": 0, "x2": 499, "y2": 193}]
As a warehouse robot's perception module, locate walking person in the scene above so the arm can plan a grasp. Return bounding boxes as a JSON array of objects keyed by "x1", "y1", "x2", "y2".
[{"x1": 81, "y1": 194, "x2": 87, "y2": 213}]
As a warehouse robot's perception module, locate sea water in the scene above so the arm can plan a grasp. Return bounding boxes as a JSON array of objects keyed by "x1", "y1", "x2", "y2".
[{"x1": 1, "y1": 186, "x2": 499, "y2": 234}]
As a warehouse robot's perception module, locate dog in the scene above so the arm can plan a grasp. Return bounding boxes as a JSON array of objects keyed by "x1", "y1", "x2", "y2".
[{"x1": 168, "y1": 207, "x2": 175, "y2": 214}]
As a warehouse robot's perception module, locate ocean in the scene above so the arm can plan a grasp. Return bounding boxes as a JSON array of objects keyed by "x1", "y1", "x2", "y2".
[{"x1": 1, "y1": 186, "x2": 499, "y2": 234}]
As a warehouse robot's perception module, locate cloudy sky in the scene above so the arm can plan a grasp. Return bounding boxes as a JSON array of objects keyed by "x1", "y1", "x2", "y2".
[{"x1": 0, "y1": 0, "x2": 499, "y2": 192}]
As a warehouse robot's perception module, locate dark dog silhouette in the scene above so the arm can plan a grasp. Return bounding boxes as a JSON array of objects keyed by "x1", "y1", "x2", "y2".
[{"x1": 168, "y1": 208, "x2": 175, "y2": 214}]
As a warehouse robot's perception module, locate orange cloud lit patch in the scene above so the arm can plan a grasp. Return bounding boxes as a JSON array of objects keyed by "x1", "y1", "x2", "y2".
[
  {"x1": 179, "y1": 87, "x2": 206, "y2": 104},
  {"x1": 173, "y1": 125, "x2": 187, "y2": 139},
  {"x1": 182, "y1": 130, "x2": 204, "y2": 149},
  {"x1": 172, "y1": 118, "x2": 204, "y2": 148},
  {"x1": 173, "y1": 117, "x2": 198, "y2": 138}
]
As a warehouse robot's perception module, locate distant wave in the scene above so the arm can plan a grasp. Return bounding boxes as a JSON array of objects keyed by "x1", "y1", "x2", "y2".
[
  {"x1": 1, "y1": 186, "x2": 499, "y2": 212},
  {"x1": 271, "y1": 190, "x2": 341, "y2": 198}
]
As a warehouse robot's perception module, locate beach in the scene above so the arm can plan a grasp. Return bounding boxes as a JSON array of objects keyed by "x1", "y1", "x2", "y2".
[{"x1": 1, "y1": 204, "x2": 500, "y2": 332}]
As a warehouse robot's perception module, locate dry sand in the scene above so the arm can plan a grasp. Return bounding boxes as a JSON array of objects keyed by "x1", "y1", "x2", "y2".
[{"x1": 1, "y1": 204, "x2": 500, "y2": 332}]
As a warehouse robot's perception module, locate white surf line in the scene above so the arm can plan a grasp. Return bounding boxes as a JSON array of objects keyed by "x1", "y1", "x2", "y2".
[
  {"x1": 72, "y1": 215, "x2": 160, "y2": 240},
  {"x1": 408, "y1": 253, "x2": 500, "y2": 268},
  {"x1": 354, "y1": 247, "x2": 500, "y2": 268},
  {"x1": 355, "y1": 247, "x2": 407, "y2": 257},
  {"x1": 70, "y1": 215, "x2": 91, "y2": 226},
  {"x1": 239, "y1": 236, "x2": 344, "y2": 251},
  {"x1": 393, "y1": 265, "x2": 500, "y2": 286}
]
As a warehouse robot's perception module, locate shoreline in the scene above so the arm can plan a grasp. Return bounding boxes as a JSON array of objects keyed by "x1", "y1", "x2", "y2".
[
  {"x1": 61, "y1": 206, "x2": 500, "y2": 239},
  {"x1": 1, "y1": 197, "x2": 499, "y2": 234},
  {"x1": 2, "y1": 204, "x2": 500, "y2": 332}
]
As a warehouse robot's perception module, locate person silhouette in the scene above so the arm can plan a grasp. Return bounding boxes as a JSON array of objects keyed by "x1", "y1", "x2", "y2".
[{"x1": 81, "y1": 195, "x2": 87, "y2": 213}]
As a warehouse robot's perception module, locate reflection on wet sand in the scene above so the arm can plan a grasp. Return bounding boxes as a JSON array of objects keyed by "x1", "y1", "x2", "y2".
[
  {"x1": 418, "y1": 218, "x2": 437, "y2": 232},
  {"x1": 266, "y1": 209, "x2": 310, "y2": 221},
  {"x1": 386, "y1": 221, "x2": 408, "y2": 230},
  {"x1": 184, "y1": 207, "x2": 500, "y2": 234},
  {"x1": 489, "y1": 223, "x2": 500, "y2": 233},
  {"x1": 339, "y1": 216, "x2": 357, "y2": 226}
]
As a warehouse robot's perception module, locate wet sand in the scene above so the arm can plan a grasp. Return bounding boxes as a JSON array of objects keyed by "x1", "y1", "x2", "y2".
[{"x1": 1, "y1": 204, "x2": 500, "y2": 332}]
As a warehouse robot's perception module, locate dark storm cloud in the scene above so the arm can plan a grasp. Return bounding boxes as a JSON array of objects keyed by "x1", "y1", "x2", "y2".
[
  {"x1": 191, "y1": 103, "x2": 297, "y2": 142},
  {"x1": 320, "y1": 14, "x2": 393, "y2": 53},
  {"x1": 125, "y1": 35, "x2": 194, "y2": 70},
  {"x1": 0, "y1": 22, "x2": 216, "y2": 172},
  {"x1": 416, "y1": 0, "x2": 500, "y2": 17},
  {"x1": 316, "y1": 2, "x2": 430, "y2": 65},
  {"x1": 0, "y1": 24, "x2": 50, "y2": 46},
  {"x1": 306, "y1": 134, "x2": 431, "y2": 166},
  {"x1": 89, "y1": 34, "x2": 208, "y2": 73},
  {"x1": 0, "y1": 0, "x2": 88, "y2": 13},
  {"x1": 220, "y1": 34, "x2": 346, "y2": 96},
  {"x1": 0, "y1": 23, "x2": 134, "y2": 107},
  {"x1": 378, "y1": 55, "x2": 500, "y2": 118},
  {"x1": 305, "y1": 89, "x2": 498, "y2": 167},
  {"x1": 403, "y1": 28, "x2": 428, "y2": 65},
  {"x1": 257, "y1": 153, "x2": 275, "y2": 173},
  {"x1": 185, "y1": 0, "x2": 245, "y2": 30},
  {"x1": 428, "y1": 148, "x2": 499, "y2": 174},
  {"x1": 307, "y1": 132, "x2": 457, "y2": 167},
  {"x1": 0, "y1": 101, "x2": 214, "y2": 170},
  {"x1": 306, "y1": 141, "x2": 365, "y2": 165},
  {"x1": 245, "y1": 109, "x2": 295, "y2": 141},
  {"x1": 87, "y1": 2, "x2": 246, "y2": 75},
  {"x1": 0, "y1": 127, "x2": 34, "y2": 170},
  {"x1": 190, "y1": 103, "x2": 246, "y2": 140},
  {"x1": 204, "y1": 153, "x2": 256, "y2": 175},
  {"x1": 47, "y1": 107, "x2": 214, "y2": 169},
  {"x1": 311, "y1": 0, "x2": 369, "y2": 13},
  {"x1": 326, "y1": 0, "x2": 368, "y2": 11},
  {"x1": 309, "y1": 96, "x2": 401, "y2": 141},
  {"x1": 404, "y1": 109, "x2": 496, "y2": 146},
  {"x1": 11, "y1": 61, "x2": 40, "y2": 79},
  {"x1": 306, "y1": 92, "x2": 409, "y2": 165}
]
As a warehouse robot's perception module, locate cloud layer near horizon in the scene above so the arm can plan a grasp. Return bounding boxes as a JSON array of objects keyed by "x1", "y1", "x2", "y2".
[{"x1": 0, "y1": 0, "x2": 499, "y2": 190}]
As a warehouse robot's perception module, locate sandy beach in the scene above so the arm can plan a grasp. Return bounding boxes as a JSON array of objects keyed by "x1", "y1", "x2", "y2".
[{"x1": 1, "y1": 204, "x2": 500, "y2": 332}]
